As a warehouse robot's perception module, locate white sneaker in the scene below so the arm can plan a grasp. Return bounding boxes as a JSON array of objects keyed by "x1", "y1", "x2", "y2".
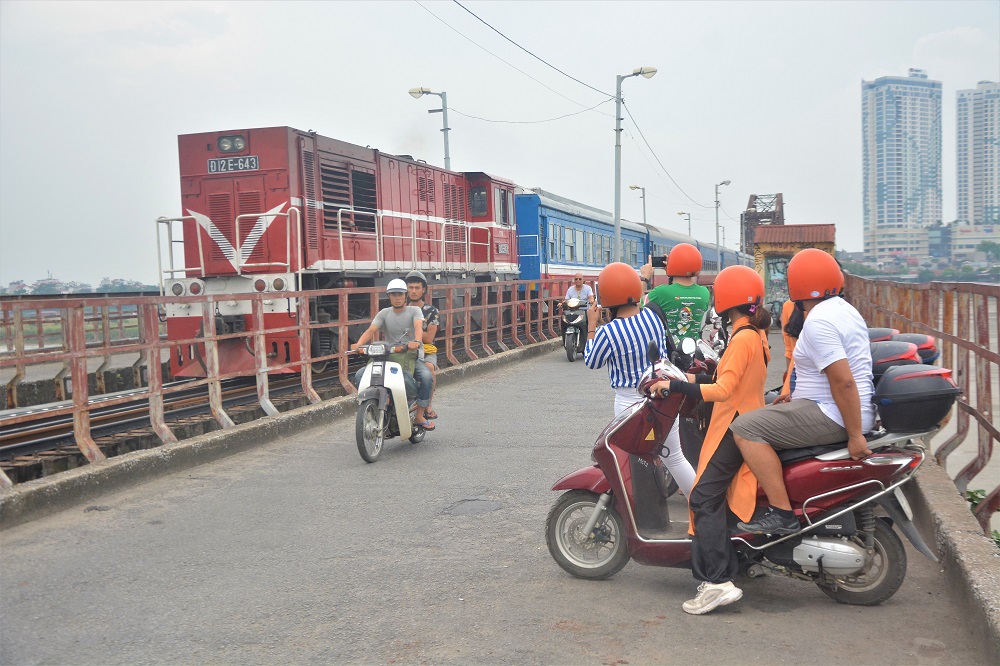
[{"x1": 682, "y1": 581, "x2": 743, "y2": 615}]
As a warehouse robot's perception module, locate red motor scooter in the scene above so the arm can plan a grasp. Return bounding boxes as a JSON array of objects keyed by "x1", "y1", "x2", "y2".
[{"x1": 545, "y1": 341, "x2": 957, "y2": 606}]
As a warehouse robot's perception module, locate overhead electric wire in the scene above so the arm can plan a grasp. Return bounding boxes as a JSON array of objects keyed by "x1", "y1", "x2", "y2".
[
  {"x1": 414, "y1": 1, "x2": 612, "y2": 117},
  {"x1": 450, "y1": 99, "x2": 614, "y2": 124},
  {"x1": 451, "y1": 0, "x2": 612, "y2": 98},
  {"x1": 622, "y1": 102, "x2": 713, "y2": 209}
]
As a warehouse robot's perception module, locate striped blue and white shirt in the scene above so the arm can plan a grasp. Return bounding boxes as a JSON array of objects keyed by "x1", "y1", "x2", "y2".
[{"x1": 584, "y1": 308, "x2": 668, "y2": 388}]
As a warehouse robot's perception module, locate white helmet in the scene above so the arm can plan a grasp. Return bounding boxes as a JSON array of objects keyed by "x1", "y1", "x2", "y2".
[{"x1": 386, "y1": 278, "x2": 408, "y2": 294}]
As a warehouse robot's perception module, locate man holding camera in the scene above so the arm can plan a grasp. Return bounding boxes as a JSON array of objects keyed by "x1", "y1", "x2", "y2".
[{"x1": 640, "y1": 243, "x2": 711, "y2": 344}]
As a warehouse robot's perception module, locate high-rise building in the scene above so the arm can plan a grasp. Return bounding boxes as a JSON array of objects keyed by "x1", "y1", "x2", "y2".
[
  {"x1": 862, "y1": 69, "x2": 942, "y2": 263},
  {"x1": 957, "y1": 80, "x2": 1000, "y2": 226}
]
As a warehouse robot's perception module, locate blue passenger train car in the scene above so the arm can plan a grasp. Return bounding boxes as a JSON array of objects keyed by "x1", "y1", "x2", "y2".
[{"x1": 515, "y1": 187, "x2": 750, "y2": 285}]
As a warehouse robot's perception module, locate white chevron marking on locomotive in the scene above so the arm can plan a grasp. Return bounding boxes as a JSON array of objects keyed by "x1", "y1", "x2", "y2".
[
  {"x1": 188, "y1": 203, "x2": 286, "y2": 270},
  {"x1": 239, "y1": 203, "x2": 286, "y2": 264},
  {"x1": 188, "y1": 209, "x2": 237, "y2": 269}
]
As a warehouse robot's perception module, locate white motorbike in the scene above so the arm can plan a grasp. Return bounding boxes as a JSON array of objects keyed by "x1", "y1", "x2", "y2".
[{"x1": 353, "y1": 343, "x2": 426, "y2": 463}]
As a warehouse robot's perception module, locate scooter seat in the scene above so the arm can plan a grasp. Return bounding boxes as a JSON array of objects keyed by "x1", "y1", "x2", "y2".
[{"x1": 777, "y1": 444, "x2": 845, "y2": 465}]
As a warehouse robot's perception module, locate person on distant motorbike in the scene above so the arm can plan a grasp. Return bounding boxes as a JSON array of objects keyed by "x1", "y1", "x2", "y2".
[
  {"x1": 649, "y1": 265, "x2": 772, "y2": 615},
  {"x1": 779, "y1": 299, "x2": 805, "y2": 394},
  {"x1": 640, "y1": 243, "x2": 711, "y2": 346},
  {"x1": 584, "y1": 263, "x2": 696, "y2": 497},
  {"x1": 730, "y1": 248, "x2": 874, "y2": 534},
  {"x1": 406, "y1": 270, "x2": 440, "y2": 421},
  {"x1": 564, "y1": 273, "x2": 595, "y2": 304},
  {"x1": 352, "y1": 279, "x2": 435, "y2": 430}
]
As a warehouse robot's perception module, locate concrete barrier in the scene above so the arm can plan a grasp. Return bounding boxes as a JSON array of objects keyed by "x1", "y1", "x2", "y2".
[
  {"x1": 907, "y1": 458, "x2": 1000, "y2": 662},
  {"x1": 0, "y1": 338, "x2": 559, "y2": 529}
]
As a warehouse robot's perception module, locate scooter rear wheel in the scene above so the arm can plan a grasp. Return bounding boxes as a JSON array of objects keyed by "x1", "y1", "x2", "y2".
[
  {"x1": 817, "y1": 517, "x2": 906, "y2": 606},
  {"x1": 356, "y1": 398, "x2": 384, "y2": 463},
  {"x1": 546, "y1": 490, "x2": 630, "y2": 579}
]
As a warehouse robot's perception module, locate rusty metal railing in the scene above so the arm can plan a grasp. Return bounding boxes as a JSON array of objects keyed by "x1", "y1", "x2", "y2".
[
  {"x1": 0, "y1": 280, "x2": 576, "y2": 488},
  {"x1": 847, "y1": 276, "x2": 998, "y2": 534}
]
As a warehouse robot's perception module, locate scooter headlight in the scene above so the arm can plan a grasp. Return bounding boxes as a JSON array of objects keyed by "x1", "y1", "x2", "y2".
[{"x1": 368, "y1": 343, "x2": 386, "y2": 356}]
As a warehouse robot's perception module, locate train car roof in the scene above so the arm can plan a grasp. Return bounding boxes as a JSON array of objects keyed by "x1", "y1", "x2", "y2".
[
  {"x1": 464, "y1": 171, "x2": 517, "y2": 186},
  {"x1": 642, "y1": 223, "x2": 697, "y2": 245},
  {"x1": 517, "y1": 187, "x2": 645, "y2": 233}
]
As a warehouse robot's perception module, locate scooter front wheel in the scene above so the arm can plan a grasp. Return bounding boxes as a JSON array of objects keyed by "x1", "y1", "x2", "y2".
[
  {"x1": 546, "y1": 490, "x2": 630, "y2": 579},
  {"x1": 356, "y1": 398, "x2": 385, "y2": 463},
  {"x1": 565, "y1": 332, "x2": 577, "y2": 362}
]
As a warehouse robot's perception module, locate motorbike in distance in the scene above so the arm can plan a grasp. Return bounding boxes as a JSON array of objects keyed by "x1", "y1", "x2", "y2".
[
  {"x1": 352, "y1": 343, "x2": 426, "y2": 463},
  {"x1": 545, "y1": 339, "x2": 950, "y2": 606},
  {"x1": 561, "y1": 297, "x2": 589, "y2": 362}
]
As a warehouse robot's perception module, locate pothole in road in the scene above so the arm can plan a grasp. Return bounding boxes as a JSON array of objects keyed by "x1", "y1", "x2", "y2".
[{"x1": 441, "y1": 497, "x2": 502, "y2": 516}]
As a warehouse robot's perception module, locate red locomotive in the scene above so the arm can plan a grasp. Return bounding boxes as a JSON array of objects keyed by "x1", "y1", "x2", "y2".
[{"x1": 158, "y1": 126, "x2": 519, "y2": 378}]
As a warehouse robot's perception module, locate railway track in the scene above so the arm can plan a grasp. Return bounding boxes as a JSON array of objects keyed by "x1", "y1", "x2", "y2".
[{"x1": 0, "y1": 338, "x2": 518, "y2": 484}]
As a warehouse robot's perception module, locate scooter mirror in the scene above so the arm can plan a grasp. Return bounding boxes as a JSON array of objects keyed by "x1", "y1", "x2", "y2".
[
  {"x1": 680, "y1": 337, "x2": 697, "y2": 355},
  {"x1": 647, "y1": 340, "x2": 660, "y2": 365}
]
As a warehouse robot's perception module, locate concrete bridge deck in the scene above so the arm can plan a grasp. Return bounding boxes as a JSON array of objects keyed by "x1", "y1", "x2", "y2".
[{"x1": 1, "y1": 339, "x2": 994, "y2": 665}]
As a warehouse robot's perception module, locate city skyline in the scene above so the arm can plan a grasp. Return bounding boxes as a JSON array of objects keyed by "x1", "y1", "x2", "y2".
[{"x1": 1, "y1": 2, "x2": 997, "y2": 285}]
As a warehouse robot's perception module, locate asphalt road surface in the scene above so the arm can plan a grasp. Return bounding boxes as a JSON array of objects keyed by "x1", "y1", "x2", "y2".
[{"x1": 0, "y1": 340, "x2": 989, "y2": 665}]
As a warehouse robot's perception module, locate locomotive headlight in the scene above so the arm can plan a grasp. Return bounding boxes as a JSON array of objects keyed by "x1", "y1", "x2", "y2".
[
  {"x1": 271, "y1": 277, "x2": 286, "y2": 291},
  {"x1": 217, "y1": 134, "x2": 246, "y2": 153},
  {"x1": 253, "y1": 278, "x2": 268, "y2": 292},
  {"x1": 170, "y1": 282, "x2": 185, "y2": 296},
  {"x1": 188, "y1": 281, "x2": 203, "y2": 295}
]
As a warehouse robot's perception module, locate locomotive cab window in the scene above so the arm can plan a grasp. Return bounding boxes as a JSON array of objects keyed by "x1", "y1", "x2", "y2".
[
  {"x1": 470, "y1": 187, "x2": 488, "y2": 217},
  {"x1": 494, "y1": 187, "x2": 512, "y2": 226}
]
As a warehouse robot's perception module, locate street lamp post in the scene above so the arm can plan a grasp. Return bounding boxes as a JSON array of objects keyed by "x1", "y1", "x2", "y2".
[
  {"x1": 714, "y1": 180, "x2": 731, "y2": 269},
  {"x1": 677, "y1": 211, "x2": 691, "y2": 237},
  {"x1": 628, "y1": 185, "x2": 647, "y2": 227},
  {"x1": 409, "y1": 87, "x2": 451, "y2": 171},
  {"x1": 614, "y1": 67, "x2": 657, "y2": 262}
]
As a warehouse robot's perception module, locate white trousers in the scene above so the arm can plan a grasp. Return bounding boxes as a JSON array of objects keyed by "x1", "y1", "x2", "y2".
[{"x1": 613, "y1": 387, "x2": 696, "y2": 497}]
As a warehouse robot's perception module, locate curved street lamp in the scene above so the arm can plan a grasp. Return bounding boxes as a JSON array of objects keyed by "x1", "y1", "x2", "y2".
[
  {"x1": 677, "y1": 211, "x2": 691, "y2": 237},
  {"x1": 613, "y1": 67, "x2": 657, "y2": 261},
  {"x1": 409, "y1": 87, "x2": 451, "y2": 171},
  {"x1": 628, "y1": 185, "x2": 647, "y2": 227}
]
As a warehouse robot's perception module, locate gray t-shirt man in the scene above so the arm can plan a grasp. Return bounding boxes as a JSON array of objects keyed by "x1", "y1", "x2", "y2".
[{"x1": 372, "y1": 305, "x2": 424, "y2": 345}]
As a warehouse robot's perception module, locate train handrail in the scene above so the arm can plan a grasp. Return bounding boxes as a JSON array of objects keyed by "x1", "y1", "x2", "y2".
[
  {"x1": 156, "y1": 216, "x2": 204, "y2": 293},
  {"x1": 234, "y1": 211, "x2": 292, "y2": 275}
]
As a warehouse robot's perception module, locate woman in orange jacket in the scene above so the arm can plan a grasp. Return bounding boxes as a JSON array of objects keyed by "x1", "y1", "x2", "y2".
[{"x1": 651, "y1": 265, "x2": 771, "y2": 615}]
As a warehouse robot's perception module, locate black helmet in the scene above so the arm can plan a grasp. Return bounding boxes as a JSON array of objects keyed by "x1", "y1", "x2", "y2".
[{"x1": 405, "y1": 270, "x2": 428, "y2": 287}]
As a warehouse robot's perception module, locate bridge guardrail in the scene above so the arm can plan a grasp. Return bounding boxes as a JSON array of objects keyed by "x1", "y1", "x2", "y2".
[
  {"x1": 0, "y1": 279, "x2": 578, "y2": 488},
  {"x1": 847, "y1": 276, "x2": 998, "y2": 535}
]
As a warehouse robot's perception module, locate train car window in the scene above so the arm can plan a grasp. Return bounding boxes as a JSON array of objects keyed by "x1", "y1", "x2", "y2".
[
  {"x1": 576, "y1": 230, "x2": 585, "y2": 262},
  {"x1": 565, "y1": 226, "x2": 576, "y2": 262},
  {"x1": 470, "y1": 187, "x2": 488, "y2": 217},
  {"x1": 506, "y1": 191, "x2": 515, "y2": 227},
  {"x1": 584, "y1": 232, "x2": 592, "y2": 264},
  {"x1": 549, "y1": 222, "x2": 557, "y2": 259},
  {"x1": 602, "y1": 235, "x2": 611, "y2": 264}
]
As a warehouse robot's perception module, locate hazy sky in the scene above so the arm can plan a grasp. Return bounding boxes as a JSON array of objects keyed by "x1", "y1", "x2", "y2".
[{"x1": 1, "y1": 1, "x2": 997, "y2": 286}]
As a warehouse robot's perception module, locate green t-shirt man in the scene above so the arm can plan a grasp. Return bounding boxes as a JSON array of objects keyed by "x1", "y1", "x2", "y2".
[{"x1": 645, "y1": 282, "x2": 711, "y2": 342}]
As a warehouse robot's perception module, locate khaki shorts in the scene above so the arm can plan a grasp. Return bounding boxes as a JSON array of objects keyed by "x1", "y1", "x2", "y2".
[{"x1": 729, "y1": 400, "x2": 847, "y2": 450}]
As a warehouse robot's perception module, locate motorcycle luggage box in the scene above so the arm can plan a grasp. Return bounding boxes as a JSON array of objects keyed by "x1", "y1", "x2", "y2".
[
  {"x1": 873, "y1": 366, "x2": 961, "y2": 432},
  {"x1": 870, "y1": 341, "x2": 921, "y2": 385},
  {"x1": 868, "y1": 327, "x2": 899, "y2": 342},
  {"x1": 890, "y1": 333, "x2": 939, "y2": 364}
]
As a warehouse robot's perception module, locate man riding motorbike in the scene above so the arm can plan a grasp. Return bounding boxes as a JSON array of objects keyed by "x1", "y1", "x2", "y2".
[
  {"x1": 405, "y1": 270, "x2": 440, "y2": 421},
  {"x1": 352, "y1": 279, "x2": 435, "y2": 431},
  {"x1": 731, "y1": 248, "x2": 874, "y2": 534}
]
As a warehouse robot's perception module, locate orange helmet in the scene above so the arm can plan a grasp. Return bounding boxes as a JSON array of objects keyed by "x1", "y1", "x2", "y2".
[
  {"x1": 666, "y1": 243, "x2": 702, "y2": 277},
  {"x1": 597, "y1": 262, "x2": 642, "y2": 308},
  {"x1": 787, "y1": 248, "x2": 844, "y2": 301},
  {"x1": 712, "y1": 265, "x2": 764, "y2": 313}
]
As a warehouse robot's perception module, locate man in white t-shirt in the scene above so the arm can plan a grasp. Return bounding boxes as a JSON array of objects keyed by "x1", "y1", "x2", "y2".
[
  {"x1": 727, "y1": 249, "x2": 873, "y2": 535},
  {"x1": 564, "y1": 274, "x2": 595, "y2": 304}
]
